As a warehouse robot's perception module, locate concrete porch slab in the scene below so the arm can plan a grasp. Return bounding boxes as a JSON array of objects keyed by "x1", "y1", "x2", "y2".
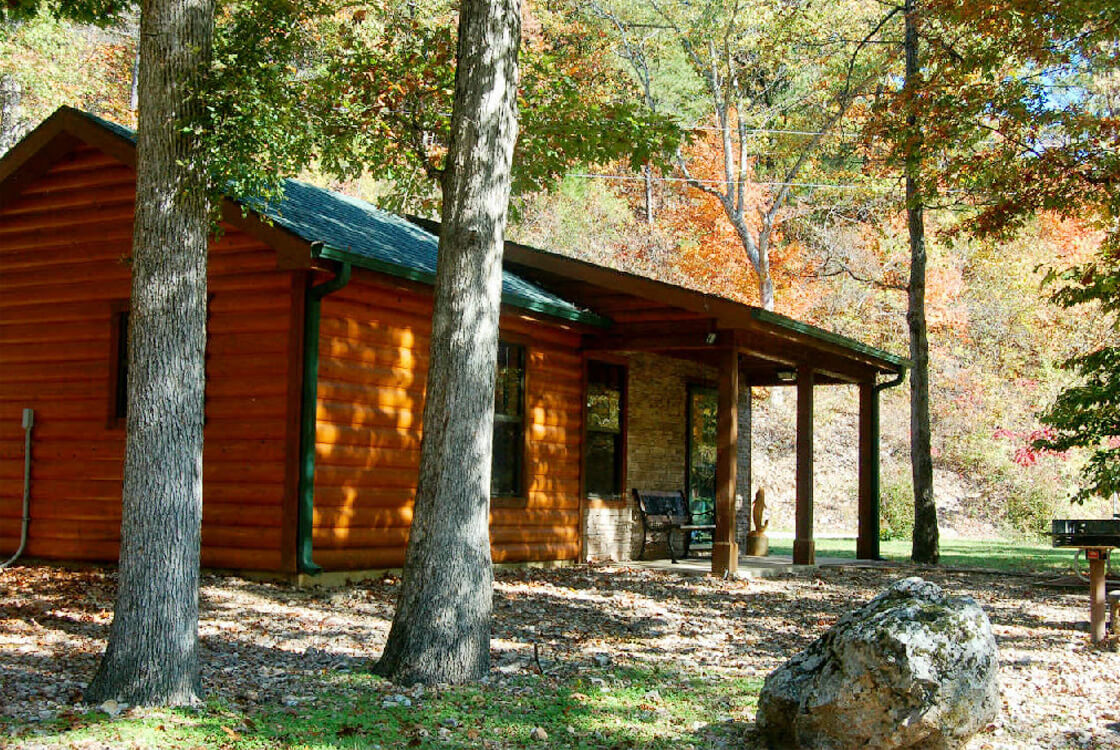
[{"x1": 608, "y1": 554, "x2": 900, "y2": 579}]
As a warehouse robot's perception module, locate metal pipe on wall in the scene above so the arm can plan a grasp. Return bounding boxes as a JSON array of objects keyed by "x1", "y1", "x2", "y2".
[{"x1": 0, "y1": 408, "x2": 34, "y2": 571}]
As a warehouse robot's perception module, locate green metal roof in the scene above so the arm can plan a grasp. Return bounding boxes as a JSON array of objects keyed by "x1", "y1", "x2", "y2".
[
  {"x1": 70, "y1": 110, "x2": 607, "y2": 328},
  {"x1": 248, "y1": 180, "x2": 609, "y2": 327}
]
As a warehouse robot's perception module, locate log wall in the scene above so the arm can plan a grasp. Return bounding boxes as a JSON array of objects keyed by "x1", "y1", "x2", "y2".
[
  {"x1": 0, "y1": 144, "x2": 299, "y2": 571},
  {"x1": 313, "y1": 273, "x2": 584, "y2": 570}
]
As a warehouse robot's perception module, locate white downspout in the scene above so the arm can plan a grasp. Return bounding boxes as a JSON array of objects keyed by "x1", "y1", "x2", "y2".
[{"x1": 0, "y1": 408, "x2": 33, "y2": 571}]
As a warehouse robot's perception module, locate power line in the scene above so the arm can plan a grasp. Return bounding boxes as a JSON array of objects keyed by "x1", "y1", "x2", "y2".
[
  {"x1": 568, "y1": 172, "x2": 897, "y2": 191},
  {"x1": 377, "y1": 108, "x2": 855, "y2": 138},
  {"x1": 681, "y1": 125, "x2": 856, "y2": 137}
]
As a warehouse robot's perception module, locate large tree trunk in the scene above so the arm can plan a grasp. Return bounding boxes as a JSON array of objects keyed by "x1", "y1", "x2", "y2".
[
  {"x1": 904, "y1": 0, "x2": 939, "y2": 564},
  {"x1": 374, "y1": 0, "x2": 521, "y2": 686},
  {"x1": 85, "y1": 0, "x2": 214, "y2": 706}
]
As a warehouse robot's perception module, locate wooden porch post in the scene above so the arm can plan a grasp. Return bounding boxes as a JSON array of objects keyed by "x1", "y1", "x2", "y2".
[
  {"x1": 712, "y1": 346, "x2": 739, "y2": 576},
  {"x1": 857, "y1": 381, "x2": 879, "y2": 560},
  {"x1": 794, "y1": 367, "x2": 815, "y2": 565}
]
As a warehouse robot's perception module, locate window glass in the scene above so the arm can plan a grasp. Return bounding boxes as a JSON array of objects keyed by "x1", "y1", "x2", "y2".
[
  {"x1": 114, "y1": 310, "x2": 130, "y2": 421},
  {"x1": 492, "y1": 341, "x2": 525, "y2": 497},
  {"x1": 585, "y1": 361, "x2": 625, "y2": 498}
]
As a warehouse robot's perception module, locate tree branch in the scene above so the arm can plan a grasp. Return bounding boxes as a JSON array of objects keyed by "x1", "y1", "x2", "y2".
[{"x1": 807, "y1": 256, "x2": 908, "y2": 292}]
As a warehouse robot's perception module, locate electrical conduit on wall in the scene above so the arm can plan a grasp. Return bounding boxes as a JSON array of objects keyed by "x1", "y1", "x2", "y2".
[{"x1": 0, "y1": 408, "x2": 34, "y2": 571}]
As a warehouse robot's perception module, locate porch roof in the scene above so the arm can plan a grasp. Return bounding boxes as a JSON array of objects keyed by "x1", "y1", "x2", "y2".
[{"x1": 410, "y1": 217, "x2": 910, "y2": 386}]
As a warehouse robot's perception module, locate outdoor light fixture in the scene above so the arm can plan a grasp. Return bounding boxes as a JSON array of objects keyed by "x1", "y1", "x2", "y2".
[
  {"x1": 776, "y1": 369, "x2": 797, "y2": 382},
  {"x1": 705, "y1": 332, "x2": 718, "y2": 344}
]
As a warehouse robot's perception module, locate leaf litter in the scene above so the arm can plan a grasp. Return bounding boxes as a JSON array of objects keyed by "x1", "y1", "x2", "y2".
[{"x1": 0, "y1": 562, "x2": 1116, "y2": 748}]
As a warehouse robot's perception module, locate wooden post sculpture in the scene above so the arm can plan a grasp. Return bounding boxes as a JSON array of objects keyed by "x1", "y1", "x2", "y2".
[{"x1": 745, "y1": 488, "x2": 769, "y2": 557}]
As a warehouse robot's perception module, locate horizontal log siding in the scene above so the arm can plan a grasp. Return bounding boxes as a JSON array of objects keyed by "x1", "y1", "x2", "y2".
[
  {"x1": 314, "y1": 274, "x2": 584, "y2": 569},
  {"x1": 0, "y1": 144, "x2": 294, "y2": 571}
]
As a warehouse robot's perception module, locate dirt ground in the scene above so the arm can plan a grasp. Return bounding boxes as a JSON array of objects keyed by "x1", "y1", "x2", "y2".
[{"x1": 1, "y1": 562, "x2": 1117, "y2": 748}]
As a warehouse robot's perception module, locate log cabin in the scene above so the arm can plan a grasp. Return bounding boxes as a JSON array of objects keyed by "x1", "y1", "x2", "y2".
[{"x1": 0, "y1": 107, "x2": 909, "y2": 580}]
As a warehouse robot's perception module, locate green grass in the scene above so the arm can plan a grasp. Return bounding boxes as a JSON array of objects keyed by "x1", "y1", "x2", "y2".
[
  {"x1": 768, "y1": 536, "x2": 1080, "y2": 574},
  {"x1": 1, "y1": 667, "x2": 763, "y2": 749}
]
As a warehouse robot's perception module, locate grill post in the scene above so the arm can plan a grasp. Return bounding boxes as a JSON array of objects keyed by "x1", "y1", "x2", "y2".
[{"x1": 1089, "y1": 550, "x2": 1109, "y2": 645}]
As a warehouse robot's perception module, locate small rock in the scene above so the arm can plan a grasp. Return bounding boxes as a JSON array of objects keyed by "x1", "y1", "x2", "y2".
[
  {"x1": 593, "y1": 653, "x2": 612, "y2": 667},
  {"x1": 642, "y1": 689, "x2": 661, "y2": 702},
  {"x1": 98, "y1": 700, "x2": 123, "y2": 717},
  {"x1": 530, "y1": 727, "x2": 548, "y2": 741},
  {"x1": 440, "y1": 717, "x2": 460, "y2": 729},
  {"x1": 381, "y1": 694, "x2": 412, "y2": 708}
]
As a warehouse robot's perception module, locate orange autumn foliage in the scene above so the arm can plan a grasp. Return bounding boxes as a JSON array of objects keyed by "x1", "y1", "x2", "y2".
[
  {"x1": 612, "y1": 131, "x2": 810, "y2": 313},
  {"x1": 1037, "y1": 213, "x2": 1104, "y2": 265}
]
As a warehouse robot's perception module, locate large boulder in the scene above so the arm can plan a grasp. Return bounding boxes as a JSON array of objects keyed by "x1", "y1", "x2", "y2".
[{"x1": 756, "y1": 577, "x2": 999, "y2": 749}]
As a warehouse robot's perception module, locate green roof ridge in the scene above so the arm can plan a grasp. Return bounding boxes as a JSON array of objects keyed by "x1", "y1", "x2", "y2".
[{"x1": 750, "y1": 308, "x2": 911, "y2": 368}]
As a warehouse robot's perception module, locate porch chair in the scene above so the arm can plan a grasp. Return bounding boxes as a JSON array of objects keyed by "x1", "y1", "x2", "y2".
[{"x1": 633, "y1": 489, "x2": 716, "y2": 563}]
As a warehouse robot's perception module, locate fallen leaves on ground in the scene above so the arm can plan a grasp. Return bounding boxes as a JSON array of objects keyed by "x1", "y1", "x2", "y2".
[{"x1": 0, "y1": 562, "x2": 1117, "y2": 748}]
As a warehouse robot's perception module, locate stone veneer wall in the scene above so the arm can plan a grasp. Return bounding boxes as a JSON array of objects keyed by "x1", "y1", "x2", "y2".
[{"x1": 582, "y1": 352, "x2": 756, "y2": 562}]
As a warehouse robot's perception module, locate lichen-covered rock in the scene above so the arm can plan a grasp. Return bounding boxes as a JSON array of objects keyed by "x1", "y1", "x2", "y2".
[{"x1": 756, "y1": 577, "x2": 999, "y2": 749}]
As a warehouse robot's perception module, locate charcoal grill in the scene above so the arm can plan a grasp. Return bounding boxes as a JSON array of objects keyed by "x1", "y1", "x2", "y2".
[{"x1": 1052, "y1": 517, "x2": 1120, "y2": 644}]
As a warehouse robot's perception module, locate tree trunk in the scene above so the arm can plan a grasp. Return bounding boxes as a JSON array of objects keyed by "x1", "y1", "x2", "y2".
[
  {"x1": 130, "y1": 45, "x2": 140, "y2": 112},
  {"x1": 643, "y1": 161, "x2": 654, "y2": 224},
  {"x1": 85, "y1": 0, "x2": 214, "y2": 706},
  {"x1": 729, "y1": 215, "x2": 774, "y2": 311},
  {"x1": 0, "y1": 73, "x2": 23, "y2": 155},
  {"x1": 758, "y1": 265, "x2": 775, "y2": 311},
  {"x1": 374, "y1": 0, "x2": 521, "y2": 686},
  {"x1": 904, "y1": 0, "x2": 939, "y2": 564}
]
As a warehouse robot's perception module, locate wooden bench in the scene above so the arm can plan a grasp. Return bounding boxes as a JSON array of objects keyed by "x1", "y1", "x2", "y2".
[{"x1": 633, "y1": 489, "x2": 716, "y2": 563}]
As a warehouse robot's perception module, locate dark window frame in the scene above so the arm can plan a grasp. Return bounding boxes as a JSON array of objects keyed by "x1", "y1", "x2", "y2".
[
  {"x1": 491, "y1": 338, "x2": 528, "y2": 502},
  {"x1": 582, "y1": 357, "x2": 628, "y2": 502},
  {"x1": 107, "y1": 301, "x2": 130, "y2": 429}
]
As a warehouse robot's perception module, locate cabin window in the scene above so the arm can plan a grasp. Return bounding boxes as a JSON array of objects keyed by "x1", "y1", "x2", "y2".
[
  {"x1": 109, "y1": 306, "x2": 130, "y2": 426},
  {"x1": 492, "y1": 340, "x2": 526, "y2": 497},
  {"x1": 585, "y1": 360, "x2": 626, "y2": 499}
]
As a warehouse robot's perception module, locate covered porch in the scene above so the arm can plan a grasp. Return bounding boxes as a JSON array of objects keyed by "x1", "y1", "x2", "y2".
[
  {"x1": 587, "y1": 322, "x2": 906, "y2": 574},
  {"x1": 498, "y1": 239, "x2": 910, "y2": 575}
]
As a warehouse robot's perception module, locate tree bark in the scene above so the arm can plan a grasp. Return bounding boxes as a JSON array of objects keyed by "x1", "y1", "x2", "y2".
[
  {"x1": 643, "y1": 161, "x2": 654, "y2": 224},
  {"x1": 85, "y1": 0, "x2": 214, "y2": 706},
  {"x1": 757, "y1": 252, "x2": 775, "y2": 311},
  {"x1": 904, "y1": 0, "x2": 939, "y2": 564},
  {"x1": 0, "y1": 73, "x2": 23, "y2": 155},
  {"x1": 374, "y1": 0, "x2": 521, "y2": 685}
]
